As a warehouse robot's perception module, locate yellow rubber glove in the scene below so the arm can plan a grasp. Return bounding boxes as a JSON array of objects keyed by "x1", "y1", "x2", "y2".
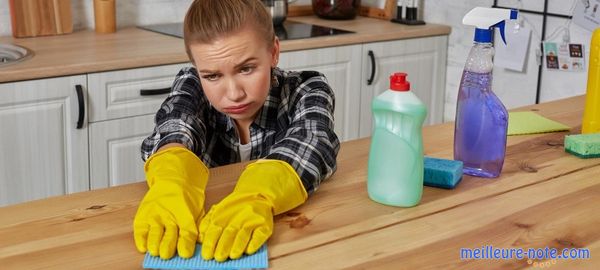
[
  {"x1": 199, "y1": 159, "x2": 307, "y2": 262},
  {"x1": 133, "y1": 147, "x2": 208, "y2": 259}
]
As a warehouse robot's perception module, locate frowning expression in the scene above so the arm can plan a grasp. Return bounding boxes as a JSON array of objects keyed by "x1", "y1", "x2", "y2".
[{"x1": 189, "y1": 24, "x2": 279, "y2": 124}]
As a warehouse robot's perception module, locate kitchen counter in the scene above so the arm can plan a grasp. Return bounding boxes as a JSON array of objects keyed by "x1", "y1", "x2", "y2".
[
  {"x1": 1, "y1": 95, "x2": 598, "y2": 269},
  {"x1": 0, "y1": 16, "x2": 450, "y2": 83}
]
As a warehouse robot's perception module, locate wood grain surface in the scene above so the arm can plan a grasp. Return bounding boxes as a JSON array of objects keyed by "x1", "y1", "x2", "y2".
[
  {"x1": 8, "y1": 0, "x2": 72, "y2": 38},
  {"x1": 0, "y1": 16, "x2": 451, "y2": 83},
  {"x1": 0, "y1": 95, "x2": 597, "y2": 269}
]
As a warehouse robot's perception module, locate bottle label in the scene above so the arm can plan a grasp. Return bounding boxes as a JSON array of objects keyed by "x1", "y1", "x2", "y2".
[{"x1": 367, "y1": 128, "x2": 423, "y2": 207}]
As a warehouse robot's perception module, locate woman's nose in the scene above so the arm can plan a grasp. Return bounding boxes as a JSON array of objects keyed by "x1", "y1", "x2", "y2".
[{"x1": 225, "y1": 78, "x2": 246, "y2": 102}]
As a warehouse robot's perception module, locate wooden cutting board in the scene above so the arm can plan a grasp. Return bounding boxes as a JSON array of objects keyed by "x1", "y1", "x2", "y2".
[{"x1": 9, "y1": 0, "x2": 73, "y2": 38}]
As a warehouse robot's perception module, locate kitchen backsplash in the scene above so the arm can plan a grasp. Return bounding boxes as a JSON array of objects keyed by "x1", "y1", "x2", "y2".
[
  {"x1": 0, "y1": 0, "x2": 592, "y2": 122},
  {"x1": 424, "y1": 0, "x2": 589, "y2": 121},
  {"x1": 0, "y1": 2, "x2": 9, "y2": 36}
]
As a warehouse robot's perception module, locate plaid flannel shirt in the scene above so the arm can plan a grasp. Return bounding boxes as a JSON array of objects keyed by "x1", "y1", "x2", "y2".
[{"x1": 141, "y1": 67, "x2": 340, "y2": 195}]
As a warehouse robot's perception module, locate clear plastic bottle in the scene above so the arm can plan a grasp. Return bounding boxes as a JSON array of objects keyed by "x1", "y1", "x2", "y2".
[
  {"x1": 453, "y1": 7, "x2": 515, "y2": 178},
  {"x1": 367, "y1": 73, "x2": 427, "y2": 207},
  {"x1": 453, "y1": 40, "x2": 508, "y2": 178}
]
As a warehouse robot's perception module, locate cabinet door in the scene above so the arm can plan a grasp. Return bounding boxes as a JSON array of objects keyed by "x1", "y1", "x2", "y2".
[
  {"x1": 89, "y1": 114, "x2": 155, "y2": 189},
  {"x1": 0, "y1": 75, "x2": 89, "y2": 206},
  {"x1": 359, "y1": 36, "x2": 448, "y2": 138},
  {"x1": 278, "y1": 45, "x2": 363, "y2": 141}
]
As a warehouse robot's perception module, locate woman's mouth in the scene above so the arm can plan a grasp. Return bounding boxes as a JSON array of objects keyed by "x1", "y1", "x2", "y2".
[{"x1": 223, "y1": 103, "x2": 251, "y2": 114}]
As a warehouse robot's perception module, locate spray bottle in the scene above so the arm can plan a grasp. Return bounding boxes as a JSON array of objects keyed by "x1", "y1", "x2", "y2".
[
  {"x1": 582, "y1": 28, "x2": 600, "y2": 134},
  {"x1": 367, "y1": 73, "x2": 427, "y2": 207},
  {"x1": 454, "y1": 7, "x2": 518, "y2": 178}
]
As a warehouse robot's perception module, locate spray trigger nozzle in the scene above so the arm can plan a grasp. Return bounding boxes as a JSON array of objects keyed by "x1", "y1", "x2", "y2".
[
  {"x1": 463, "y1": 7, "x2": 518, "y2": 44},
  {"x1": 496, "y1": 20, "x2": 507, "y2": 45}
]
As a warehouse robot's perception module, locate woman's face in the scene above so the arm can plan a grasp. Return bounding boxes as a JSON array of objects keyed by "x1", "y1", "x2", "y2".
[{"x1": 189, "y1": 25, "x2": 279, "y2": 125}]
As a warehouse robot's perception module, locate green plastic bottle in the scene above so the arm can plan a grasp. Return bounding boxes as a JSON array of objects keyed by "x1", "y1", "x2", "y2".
[{"x1": 367, "y1": 72, "x2": 427, "y2": 207}]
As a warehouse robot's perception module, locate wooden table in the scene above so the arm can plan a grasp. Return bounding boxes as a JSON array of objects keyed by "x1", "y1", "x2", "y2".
[{"x1": 1, "y1": 95, "x2": 598, "y2": 269}]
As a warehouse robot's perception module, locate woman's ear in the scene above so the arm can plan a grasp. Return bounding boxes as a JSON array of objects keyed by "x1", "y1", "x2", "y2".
[{"x1": 271, "y1": 37, "x2": 280, "y2": 68}]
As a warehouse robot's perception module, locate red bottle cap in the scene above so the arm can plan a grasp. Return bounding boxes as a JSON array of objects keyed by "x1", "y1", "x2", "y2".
[{"x1": 390, "y1": 72, "x2": 410, "y2": 91}]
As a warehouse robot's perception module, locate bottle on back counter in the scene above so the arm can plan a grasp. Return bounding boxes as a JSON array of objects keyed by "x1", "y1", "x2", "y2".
[
  {"x1": 367, "y1": 73, "x2": 427, "y2": 207},
  {"x1": 454, "y1": 7, "x2": 517, "y2": 178}
]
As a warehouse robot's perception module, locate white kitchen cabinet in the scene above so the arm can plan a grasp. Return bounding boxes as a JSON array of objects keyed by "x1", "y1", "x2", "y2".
[
  {"x1": 278, "y1": 44, "x2": 363, "y2": 141},
  {"x1": 0, "y1": 75, "x2": 89, "y2": 206},
  {"x1": 87, "y1": 63, "x2": 191, "y2": 189},
  {"x1": 0, "y1": 34, "x2": 448, "y2": 204},
  {"x1": 278, "y1": 36, "x2": 448, "y2": 140},
  {"x1": 359, "y1": 35, "x2": 448, "y2": 138},
  {"x1": 89, "y1": 114, "x2": 155, "y2": 189}
]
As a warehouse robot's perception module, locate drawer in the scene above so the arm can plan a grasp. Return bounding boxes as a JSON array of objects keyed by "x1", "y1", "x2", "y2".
[{"x1": 87, "y1": 63, "x2": 191, "y2": 122}]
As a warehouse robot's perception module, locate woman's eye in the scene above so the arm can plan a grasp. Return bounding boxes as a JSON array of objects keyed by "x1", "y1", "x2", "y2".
[
  {"x1": 203, "y1": 74, "x2": 219, "y2": 81},
  {"x1": 240, "y1": 66, "x2": 254, "y2": 74}
]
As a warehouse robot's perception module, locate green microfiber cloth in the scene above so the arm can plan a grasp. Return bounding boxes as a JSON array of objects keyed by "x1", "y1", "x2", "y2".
[
  {"x1": 564, "y1": 133, "x2": 600, "y2": 159},
  {"x1": 508, "y1": 111, "x2": 570, "y2": 136}
]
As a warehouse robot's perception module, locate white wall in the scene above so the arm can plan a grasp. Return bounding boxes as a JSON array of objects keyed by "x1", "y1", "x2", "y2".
[
  {"x1": 1, "y1": 0, "x2": 594, "y2": 123},
  {"x1": 0, "y1": 1, "x2": 10, "y2": 36},
  {"x1": 423, "y1": 0, "x2": 592, "y2": 121}
]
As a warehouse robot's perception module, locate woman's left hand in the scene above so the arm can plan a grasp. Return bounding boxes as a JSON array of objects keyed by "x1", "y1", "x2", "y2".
[
  {"x1": 198, "y1": 159, "x2": 307, "y2": 261},
  {"x1": 199, "y1": 192, "x2": 273, "y2": 261}
]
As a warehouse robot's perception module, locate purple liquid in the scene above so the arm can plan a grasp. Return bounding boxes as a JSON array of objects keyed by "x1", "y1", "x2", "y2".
[{"x1": 454, "y1": 70, "x2": 508, "y2": 178}]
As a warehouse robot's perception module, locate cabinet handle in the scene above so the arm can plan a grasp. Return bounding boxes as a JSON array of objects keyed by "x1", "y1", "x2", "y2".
[
  {"x1": 367, "y1": 50, "x2": 376, "y2": 85},
  {"x1": 75, "y1": 84, "x2": 85, "y2": 129},
  {"x1": 140, "y1": 87, "x2": 171, "y2": 96}
]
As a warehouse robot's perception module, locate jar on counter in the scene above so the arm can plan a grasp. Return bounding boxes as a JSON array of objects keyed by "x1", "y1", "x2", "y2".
[{"x1": 312, "y1": 0, "x2": 361, "y2": 20}]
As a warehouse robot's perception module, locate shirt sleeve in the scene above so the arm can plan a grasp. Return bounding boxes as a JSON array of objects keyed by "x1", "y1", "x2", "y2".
[
  {"x1": 140, "y1": 67, "x2": 209, "y2": 161},
  {"x1": 265, "y1": 73, "x2": 341, "y2": 195}
]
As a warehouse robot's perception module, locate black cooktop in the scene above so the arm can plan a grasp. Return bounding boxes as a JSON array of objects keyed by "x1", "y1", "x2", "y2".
[{"x1": 138, "y1": 21, "x2": 353, "y2": 41}]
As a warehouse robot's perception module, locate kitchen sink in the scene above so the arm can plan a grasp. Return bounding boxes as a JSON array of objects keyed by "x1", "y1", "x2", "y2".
[{"x1": 0, "y1": 43, "x2": 33, "y2": 67}]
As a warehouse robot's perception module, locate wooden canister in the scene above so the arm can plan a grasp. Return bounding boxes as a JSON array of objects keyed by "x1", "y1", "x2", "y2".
[{"x1": 93, "y1": 0, "x2": 116, "y2": 33}]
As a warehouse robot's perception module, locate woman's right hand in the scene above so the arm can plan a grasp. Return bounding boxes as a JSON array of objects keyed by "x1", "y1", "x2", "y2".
[{"x1": 133, "y1": 146, "x2": 209, "y2": 259}]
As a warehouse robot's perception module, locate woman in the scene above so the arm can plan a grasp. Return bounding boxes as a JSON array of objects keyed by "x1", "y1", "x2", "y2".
[{"x1": 133, "y1": 0, "x2": 340, "y2": 262}]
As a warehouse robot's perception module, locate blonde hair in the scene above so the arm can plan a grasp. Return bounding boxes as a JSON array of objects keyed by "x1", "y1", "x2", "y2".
[{"x1": 183, "y1": 0, "x2": 275, "y2": 62}]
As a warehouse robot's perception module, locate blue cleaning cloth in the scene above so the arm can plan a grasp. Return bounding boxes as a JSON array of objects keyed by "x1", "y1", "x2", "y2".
[
  {"x1": 423, "y1": 157, "x2": 463, "y2": 189},
  {"x1": 143, "y1": 244, "x2": 268, "y2": 270}
]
